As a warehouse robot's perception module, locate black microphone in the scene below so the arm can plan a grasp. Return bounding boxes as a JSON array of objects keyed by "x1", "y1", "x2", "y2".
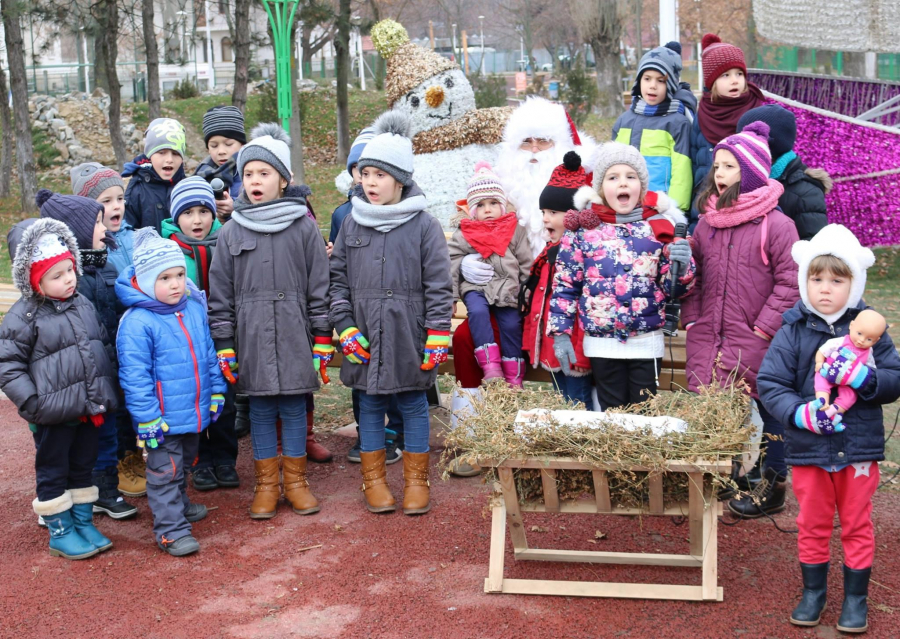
[
  {"x1": 662, "y1": 222, "x2": 688, "y2": 337},
  {"x1": 210, "y1": 178, "x2": 226, "y2": 201}
]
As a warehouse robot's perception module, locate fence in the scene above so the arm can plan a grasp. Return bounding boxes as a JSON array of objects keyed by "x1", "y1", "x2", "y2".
[{"x1": 757, "y1": 46, "x2": 900, "y2": 82}]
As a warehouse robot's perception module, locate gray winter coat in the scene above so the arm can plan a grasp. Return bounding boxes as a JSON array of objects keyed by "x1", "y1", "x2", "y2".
[
  {"x1": 329, "y1": 187, "x2": 453, "y2": 394},
  {"x1": 0, "y1": 219, "x2": 118, "y2": 425},
  {"x1": 207, "y1": 187, "x2": 331, "y2": 396}
]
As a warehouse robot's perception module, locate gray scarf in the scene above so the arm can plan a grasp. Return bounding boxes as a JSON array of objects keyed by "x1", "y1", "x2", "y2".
[
  {"x1": 615, "y1": 205, "x2": 647, "y2": 224},
  {"x1": 350, "y1": 183, "x2": 428, "y2": 233},
  {"x1": 232, "y1": 184, "x2": 311, "y2": 233}
]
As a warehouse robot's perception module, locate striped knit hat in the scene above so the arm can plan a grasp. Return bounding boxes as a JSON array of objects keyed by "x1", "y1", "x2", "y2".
[
  {"x1": 70, "y1": 162, "x2": 124, "y2": 200},
  {"x1": 714, "y1": 121, "x2": 772, "y2": 193},
  {"x1": 202, "y1": 105, "x2": 247, "y2": 145},
  {"x1": 170, "y1": 176, "x2": 216, "y2": 226},
  {"x1": 466, "y1": 161, "x2": 506, "y2": 216},
  {"x1": 133, "y1": 227, "x2": 186, "y2": 300},
  {"x1": 701, "y1": 33, "x2": 747, "y2": 92}
]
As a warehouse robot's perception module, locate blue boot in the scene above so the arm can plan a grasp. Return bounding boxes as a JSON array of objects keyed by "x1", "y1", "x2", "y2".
[
  {"x1": 70, "y1": 487, "x2": 113, "y2": 552},
  {"x1": 34, "y1": 492, "x2": 99, "y2": 560}
]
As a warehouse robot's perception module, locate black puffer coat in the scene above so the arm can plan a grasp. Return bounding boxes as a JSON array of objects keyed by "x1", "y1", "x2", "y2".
[{"x1": 775, "y1": 157, "x2": 831, "y2": 241}]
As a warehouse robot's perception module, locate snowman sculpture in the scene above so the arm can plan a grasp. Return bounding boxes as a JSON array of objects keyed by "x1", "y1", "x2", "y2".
[{"x1": 367, "y1": 19, "x2": 513, "y2": 229}]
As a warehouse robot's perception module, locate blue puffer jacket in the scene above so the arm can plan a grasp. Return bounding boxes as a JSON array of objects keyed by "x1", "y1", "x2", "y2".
[
  {"x1": 123, "y1": 155, "x2": 186, "y2": 233},
  {"x1": 107, "y1": 224, "x2": 135, "y2": 274},
  {"x1": 116, "y1": 269, "x2": 226, "y2": 434},
  {"x1": 688, "y1": 117, "x2": 714, "y2": 233},
  {"x1": 757, "y1": 300, "x2": 900, "y2": 467}
]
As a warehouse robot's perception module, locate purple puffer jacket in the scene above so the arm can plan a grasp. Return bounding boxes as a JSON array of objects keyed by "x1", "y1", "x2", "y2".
[{"x1": 682, "y1": 210, "x2": 799, "y2": 397}]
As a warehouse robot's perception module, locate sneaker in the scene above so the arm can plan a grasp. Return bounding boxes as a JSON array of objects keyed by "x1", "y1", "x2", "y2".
[
  {"x1": 384, "y1": 428, "x2": 402, "y2": 465},
  {"x1": 214, "y1": 465, "x2": 240, "y2": 488},
  {"x1": 158, "y1": 535, "x2": 200, "y2": 556},
  {"x1": 184, "y1": 503, "x2": 208, "y2": 523},
  {"x1": 118, "y1": 451, "x2": 147, "y2": 497},
  {"x1": 191, "y1": 467, "x2": 219, "y2": 491},
  {"x1": 38, "y1": 515, "x2": 47, "y2": 528},
  {"x1": 93, "y1": 494, "x2": 138, "y2": 519},
  {"x1": 347, "y1": 438, "x2": 362, "y2": 463}
]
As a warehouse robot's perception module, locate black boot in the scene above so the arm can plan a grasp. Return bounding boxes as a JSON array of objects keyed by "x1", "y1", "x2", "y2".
[
  {"x1": 92, "y1": 467, "x2": 138, "y2": 519},
  {"x1": 718, "y1": 460, "x2": 753, "y2": 500},
  {"x1": 836, "y1": 564, "x2": 871, "y2": 633},
  {"x1": 234, "y1": 394, "x2": 250, "y2": 439},
  {"x1": 790, "y1": 562, "x2": 829, "y2": 626},
  {"x1": 727, "y1": 467, "x2": 786, "y2": 518}
]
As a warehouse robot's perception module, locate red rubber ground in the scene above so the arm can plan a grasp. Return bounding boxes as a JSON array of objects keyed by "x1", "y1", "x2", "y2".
[{"x1": 2, "y1": 399, "x2": 899, "y2": 638}]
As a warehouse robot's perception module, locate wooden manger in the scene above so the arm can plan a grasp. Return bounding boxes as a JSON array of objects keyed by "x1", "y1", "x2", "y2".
[{"x1": 480, "y1": 456, "x2": 730, "y2": 602}]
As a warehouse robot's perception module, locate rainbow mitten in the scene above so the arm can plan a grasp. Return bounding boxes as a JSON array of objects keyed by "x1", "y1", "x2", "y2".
[
  {"x1": 820, "y1": 347, "x2": 873, "y2": 389},
  {"x1": 339, "y1": 327, "x2": 370, "y2": 365},
  {"x1": 794, "y1": 398, "x2": 845, "y2": 435},
  {"x1": 210, "y1": 394, "x2": 225, "y2": 422},
  {"x1": 216, "y1": 348, "x2": 239, "y2": 384},
  {"x1": 312, "y1": 336, "x2": 335, "y2": 383},
  {"x1": 421, "y1": 330, "x2": 450, "y2": 371},
  {"x1": 137, "y1": 417, "x2": 169, "y2": 448}
]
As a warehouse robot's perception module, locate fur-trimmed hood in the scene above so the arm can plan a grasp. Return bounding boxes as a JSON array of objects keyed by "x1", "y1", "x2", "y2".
[
  {"x1": 12, "y1": 218, "x2": 82, "y2": 298},
  {"x1": 572, "y1": 188, "x2": 686, "y2": 228}
]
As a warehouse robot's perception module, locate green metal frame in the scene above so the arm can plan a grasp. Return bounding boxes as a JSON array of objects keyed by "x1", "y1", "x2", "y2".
[{"x1": 260, "y1": 0, "x2": 300, "y2": 131}]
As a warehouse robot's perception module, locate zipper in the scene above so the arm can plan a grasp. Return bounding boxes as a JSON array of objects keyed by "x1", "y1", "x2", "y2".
[
  {"x1": 175, "y1": 312, "x2": 203, "y2": 433},
  {"x1": 156, "y1": 380, "x2": 165, "y2": 414}
]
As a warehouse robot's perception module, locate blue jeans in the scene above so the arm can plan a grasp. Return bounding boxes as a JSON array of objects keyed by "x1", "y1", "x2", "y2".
[
  {"x1": 94, "y1": 412, "x2": 119, "y2": 471},
  {"x1": 552, "y1": 372, "x2": 595, "y2": 410},
  {"x1": 351, "y1": 389, "x2": 404, "y2": 443},
  {"x1": 249, "y1": 394, "x2": 307, "y2": 460},
  {"x1": 358, "y1": 390, "x2": 429, "y2": 454},
  {"x1": 464, "y1": 290, "x2": 523, "y2": 358},
  {"x1": 758, "y1": 401, "x2": 787, "y2": 477}
]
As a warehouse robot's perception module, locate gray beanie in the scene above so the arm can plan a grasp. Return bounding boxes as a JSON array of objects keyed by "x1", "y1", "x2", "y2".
[
  {"x1": 357, "y1": 111, "x2": 414, "y2": 186},
  {"x1": 237, "y1": 123, "x2": 292, "y2": 182},
  {"x1": 590, "y1": 142, "x2": 650, "y2": 196},
  {"x1": 70, "y1": 162, "x2": 125, "y2": 200}
]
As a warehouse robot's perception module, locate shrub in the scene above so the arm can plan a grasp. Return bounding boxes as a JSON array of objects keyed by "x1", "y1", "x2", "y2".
[
  {"x1": 471, "y1": 74, "x2": 509, "y2": 109},
  {"x1": 170, "y1": 78, "x2": 200, "y2": 100},
  {"x1": 250, "y1": 81, "x2": 308, "y2": 126},
  {"x1": 562, "y1": 57, "x2": 598, "y2": 127}
]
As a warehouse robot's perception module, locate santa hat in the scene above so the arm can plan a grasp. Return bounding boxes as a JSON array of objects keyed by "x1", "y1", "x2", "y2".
[
  {"x1": 539, "y1": 152, "x2": 588, "y2": 212},
  {"x1": 501, "y1": 97, "x2": 581, "y2": 153},
  {"x1": 701, "y1": 33, "x2": 747, "y2": 92},
  {"x1": 466, "y1": 161, "x2": 507, "y2": 215}
]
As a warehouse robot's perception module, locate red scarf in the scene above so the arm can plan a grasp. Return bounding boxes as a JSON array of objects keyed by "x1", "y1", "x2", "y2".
[
  {"x1": 460, "y1": 213, "x2": 519, "y2": 259},
  {"x1": 698, "y1": 83, "x2": 766, "y2": 146},
  {"x1": 573, "y1": 192, "x2": 676, "y2": 243}
]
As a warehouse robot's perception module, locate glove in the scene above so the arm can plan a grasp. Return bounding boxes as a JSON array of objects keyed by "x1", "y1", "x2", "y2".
[
  {"x1": 340, "y1": 327, "x2": 370, "y2": 365},
  {"x1": 820, "y1": 346, "x2": 873, "y2": 389},
  {"x1": 312, "y1": 335, "x2": 335, "y2": 383},
  {"x1": 217, "y1": 348, "x2": 239, "y2": 384},
  {"x1": 460, "y1": 253, "x2": 494, "y2": 285},
  {"x1": 210, "y1": 394, "x2": 225, "y2": 423},
  {"x1": 794, "y1": 398, "x2": 845, "y2": 435},
  {"x1": 667, "y1": 239, "x2": 692, "y2": 269},
  {"x1": 421, "y1": 329, "x2": 450, "y2": 370},
  {"x1": 137, "y1": 417, "x2": 169, "y2": 449},
  {"x1": 552, "y1": 334, "x2": 578, "y2": 376}
]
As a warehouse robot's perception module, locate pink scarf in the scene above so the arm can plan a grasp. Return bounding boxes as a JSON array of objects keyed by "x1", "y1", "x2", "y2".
[{"x1": 704, "y1": 179, "x2": 784, "y2": 265}]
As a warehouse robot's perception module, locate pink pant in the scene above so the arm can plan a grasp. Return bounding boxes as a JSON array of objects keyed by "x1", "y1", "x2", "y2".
[
  {"x1": 814, "y1": 374, "x2": 858, "y2": 412},
  {"x1": 792, "y1": 463, "x2": 880, "y2": 569}
]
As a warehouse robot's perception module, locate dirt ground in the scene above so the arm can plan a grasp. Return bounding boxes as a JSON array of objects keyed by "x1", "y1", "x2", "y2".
[{"x1": 2, "y1": 398, "x2": 900, "y2": 639}]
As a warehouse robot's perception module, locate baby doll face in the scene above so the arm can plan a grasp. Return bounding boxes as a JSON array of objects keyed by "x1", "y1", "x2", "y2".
[
  {"x1": 807, "y1": 268, "x2": 851, "y2": 317},
  {"x1": 96, "y1": 186, "x2": 125, "y2": 232},
  {"x1": 155, "y1": 266, "x2": 186, "y2": 305},
  {"x1": 360, "y1": 166, "x2": 403, "y2": 206},
  {"x1": 640, "y1": 70, "x2": 668, "y2": 106},
  {"x1": 714, "y1": 68, "x2": 747, "y2": 99},
  {"x1": 601, "y1": 164, "x2": 642, "y2": 215},
  {"x1": 39, "y1": 259, "x2": 76, "y2": 299},
  {"x1": 542, "y1": 209, "x2": 567, "y2": 243},
  {"x1": 243, "y1": 160, "x2": 288, "y2": 203},
  {"x1": 150, "y1": 149, "x2": 184, "y2": 181},
  {"x1": 473, "y1": 198, "x2": 504, "y2": 222},
  {"x1": 92, "y1": 210, "x2": 107, "y2": 250},
  {"x1": 178, "y1": 205, "x2": 215, "y2": 240},
  {"x1": 207, "y1": 135, "x2": 243, "y2": 167},
  {"x1": 849, "y1": 310, "x2": 886, "y2": 350},
  {"x1": 713, "y1": 149, "x2": 741, "y2": 194}
]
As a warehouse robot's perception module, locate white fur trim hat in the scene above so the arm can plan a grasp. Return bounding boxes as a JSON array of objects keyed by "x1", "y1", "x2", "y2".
[
  {"x1": 238, "y1": 123, "x2": 292, "y2": 182},
  {"x1": 792, "y1": 224, "x2": 876, "y2": 324},
  {"x1": 357, "y1": 111, "x2": 415, "y2": 186}
]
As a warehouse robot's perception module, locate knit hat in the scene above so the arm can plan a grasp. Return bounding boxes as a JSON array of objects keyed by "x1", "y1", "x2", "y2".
[
  {"x1": 634, "y1": 41, "x2": 683, "y2": 98},
  {"x1": 701, "y1": 33, "x2": 747, "y2": 92},
  {"x1": 29, "y1": 231, "x2": 76, "y2": 295},
  {"x1": 792, "y1": 224, "x2": 876, "y2": 325},
  {"x1": 132, "y1": 227, "x2": 187, "y2": 300},
  {"x1": 466, "y1": 161, "x2": 507, "y2": 214},
  {"x1": 371, "y1": 19, "x2": 458, "y2": 107},
  {"x1": 202, "y1": 105, "x2": 247, "y2": 146},
  {"x1": 589, "y1": 142, "x2": 650, "y2": 196},
  {"x1": 737, "y1": 105, "x2": 797, "y2": 161},
  {"x1": 237, "y1": 123, "x2": 292, "y2": 183},
  {"x1": 170, "y1": 176, "x2": 217, "y2": 226},
  {"x1": 714, "y1": 121, "x2": 772, "y2": 193},
  {"x1": 70, "y1": 162, "x2": 125, "y2": 200},
  {"x1": 357, "y1": 111, "x2": 415, "y2": 186},
  {"x1": 35, "y1": 188, "x2": 103, "y2": 251},
  {"x1": 347, "y1": 127, "x2": 376, "y2": 173},
  {"x1": 144, "y1": 118, "x2": 187, "y2": 159},
  {"x1": 540, "y1": 151, "x2": 589, "y2": 212}
]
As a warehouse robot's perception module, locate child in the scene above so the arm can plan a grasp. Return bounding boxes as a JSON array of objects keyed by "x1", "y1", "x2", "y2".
[
  {"x1": 0, "y1": 217, "x2": 118, "y2": 559},
  {"x1": 613, "y1": 42, "x2": 695, "y2": 212},
  {"x1": 757, "y1": 225, "x2": 900, "y2": 633},
  {"x1": 737, "y1": 105, "x2": 830, "y2": 241},
  {"x1": 161, "y1": 176, "x2": 240, "y2": 491},
  {"x1": 208, "y1": 123, "x2": 332, "y2": 520},
  {"x1": 688, "y1": 34, "x2": 766, "y2": 232},
  {"x1": 71, "y1": 162, "x2": 135, "y2": 273},
  {"x1": 123, "y1": 117, "x2": 187, "y2": 233},
  {"x1": 116, "y1": 228, "x2": 225, "y2": 556},
  {"x1": 329, "y1": 111, "x2": 453, "y2": 515},
  {"x1": 549, "y1": 142, "x2": 695, "y2": 411},
  {"x1": 330, "y1": 126, "x2": 376, "y2": 249},
  {"x1": 195, "y1": 105, "x2": 246, "y2": 221},
  {"x1": 448, "y1": 161, "x2": 531, "y2": 387},
  {"x1": 682, "y1": 121, "x2": 800, "y2": 518}
]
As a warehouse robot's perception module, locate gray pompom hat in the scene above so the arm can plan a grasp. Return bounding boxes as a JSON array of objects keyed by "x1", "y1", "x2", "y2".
[
  {"x1": 356, "y1": 111, "x2": 415, "y2": 186},
  {"x1": 237, "y1": 123, "x2": 292, "y2": 182}
]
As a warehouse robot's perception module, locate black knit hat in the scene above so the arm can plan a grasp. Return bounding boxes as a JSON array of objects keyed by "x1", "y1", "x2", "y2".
[
  {"x1": 35, "y1": 189, "x2": 103, "y2": 251},
  {"x1": 737, "y1": 104, "x2": 796, "y2": 161},
  {"x1": 202, "y1": 105, "x2": 247, "y2": 146}
]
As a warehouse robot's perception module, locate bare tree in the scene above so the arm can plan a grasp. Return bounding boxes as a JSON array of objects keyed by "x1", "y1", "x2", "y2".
[
  {"x1": 335, "y1": 0, "x2": 351, "y2": 164},
  {"x1": 570, "y1": 0, "x2": 625, "y2": 118},
  {"x1": 231, "y1": 0, "x2": 252, "y2": 111},
  {"x1": 143, "y1": 0, "x2": 161, "y2": 119},
  {"x1": 92, "y1": 0, "x2": 126, "y2": 168},
  {"x1": 0, "y1": 62, "x2": 13, "y2": 197}
]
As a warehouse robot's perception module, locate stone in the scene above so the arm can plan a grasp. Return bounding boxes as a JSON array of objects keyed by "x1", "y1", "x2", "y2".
[
  {"x1": 54, "y1": 141, "x2": 70, "y2": 161},
  {"x1": 50, "y1": 118, "x2": 66, "y2": 131}
]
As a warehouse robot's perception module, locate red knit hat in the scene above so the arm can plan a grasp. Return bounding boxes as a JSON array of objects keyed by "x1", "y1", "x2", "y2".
[
  {"x1": 29, "y1": 232, "x2": 76, "y2": 295},
  {"x1": 539, "y1": 151, "x2": 589, "y2": 212},
  {"x1": 701, "y1": 33, "x2": 747, "y2": 92}
]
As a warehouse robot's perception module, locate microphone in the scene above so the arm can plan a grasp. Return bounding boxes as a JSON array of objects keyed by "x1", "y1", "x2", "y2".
[
  {"x1": 662, "y1": 222, "x2": 688, "y2": 337},
  {"x1": 210, "y1": 178, "x2": 226, "y2": 201}
]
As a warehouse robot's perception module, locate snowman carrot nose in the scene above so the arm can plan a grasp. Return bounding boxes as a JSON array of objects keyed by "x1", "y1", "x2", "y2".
[{"x1": 425, "y1": 85, "x2": 445, "y2": 108}]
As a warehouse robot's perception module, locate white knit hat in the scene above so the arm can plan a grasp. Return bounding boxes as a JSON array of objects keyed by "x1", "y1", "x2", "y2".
[
  {"x1": 357, "y1": 111, "x2": 415, "y2": 186},
  {"x1": 237, "y1": 123, "x2": 292, "y2": 182}
]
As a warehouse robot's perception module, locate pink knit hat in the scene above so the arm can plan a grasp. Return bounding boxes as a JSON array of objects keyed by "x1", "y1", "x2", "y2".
[
  {"x1": 713, "y1": 121, "x2": 772, "y2": 193},
  {"x1": 466, "y1": 161, "x2": 507, "y2": 216},
  {"x1": 701, "y1": 33, "x2": 747, "y2": 92}
]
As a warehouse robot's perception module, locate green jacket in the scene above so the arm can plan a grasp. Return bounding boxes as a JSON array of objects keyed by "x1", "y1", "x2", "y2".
[{"x1": 160, "y1": 217, "x2": 223, "y2": 290}]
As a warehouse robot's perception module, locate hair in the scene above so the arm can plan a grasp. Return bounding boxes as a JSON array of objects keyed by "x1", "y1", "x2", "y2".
[
  {"x1": 808, "y1": 254, "x2": 853, "y2": 279},
  {"x1": 694, "y1": 169, "x2": 741, "y2": 213}
]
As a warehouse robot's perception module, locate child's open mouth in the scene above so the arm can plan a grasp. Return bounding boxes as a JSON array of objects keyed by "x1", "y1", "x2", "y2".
[
  {"x1": 108, "y1": 214, "x2": 121, "y2": 225},
  {"x1": 717, "y1": 182, "x2": 727, "y2": 193},
  {"x1": 617, "y1": 193, "x2": 631, "y2": 205},
  {"x1": 190, "y1": 227, "x2": 205, "y2": 238},
  {"x1": 250, "y1": 189, "x2": 264, "y2": 200},
  {"x1": 367, "y1": 190, "x2": 379, "y2": 200}
]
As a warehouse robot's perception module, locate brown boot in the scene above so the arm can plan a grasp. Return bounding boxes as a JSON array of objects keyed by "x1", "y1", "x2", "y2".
[
  {"x1": 282, "y1": 455, "x2": 320, "y2": 515},
  {"x1": 249, "y1": 457, "x2": 280, "y2": 519},
  {"x1": 306, "y1": 412, "x2": 333, "y2": 463},
  {"x1": 360, "y1": 449, "x2": 396, "y2": 513},
  {"x1": 402, "y1": 451, "x2": 431, "y2": 515}
]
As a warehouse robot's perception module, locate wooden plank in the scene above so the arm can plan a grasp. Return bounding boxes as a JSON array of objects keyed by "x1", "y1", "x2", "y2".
[
  {"x1": 701, "y1": 485, "x2": 719, "y2": 601},
  {"x1": 688, "y1": 472, "x2": 705, "y2": 558},
  {"x1": 497, "y1": 467, "x2": 528, "y2": 552},
  {"x1": 649, "y1": 473, "x2": 664, "y2": 515},
  {"x1": 480, "y1": 457, "x2": 730, "y2": 475},
  {"x1": 485, "y1": 578, "x2": 723, "y2": 602},
  {"x1": 515, "y1": 548, "x2": 702, "y2": 567},
  {"x1": 519, "y1": 500, "x2": 692, "y2": 516},
  {"x1": 540, "y1": 468, "x2": 559, "y2": 513},
  {"x1": 485, "y1": 498, "x2": 507, "y2": 592},
  {"x1": 592, "y1": 470, "x2": 611, "y2": 513}
]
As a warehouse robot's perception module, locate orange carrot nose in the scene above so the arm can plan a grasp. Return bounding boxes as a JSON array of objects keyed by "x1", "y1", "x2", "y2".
[{"x1": 425, "y1": 85, "x2": 445, "y2": 108}]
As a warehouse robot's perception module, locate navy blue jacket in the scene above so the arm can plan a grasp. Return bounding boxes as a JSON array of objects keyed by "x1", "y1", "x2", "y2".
[
  {"x1": 758, "y1": 300, "x2": 900, "y2": 467},
  {"x1": 123, "y1": 155, "x2": 186, "y2": 233},
  {"x1": 688, "y1": 117, "x2": 714, "y2": 233},
  {"x1": 78, "y1": 261, "x2": 124, "y2": 349},
  {"x1": 329, "y1": 198, "x2": 352, "y2": 244}
]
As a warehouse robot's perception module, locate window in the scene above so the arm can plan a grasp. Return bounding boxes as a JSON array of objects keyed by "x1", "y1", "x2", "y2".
[{"x1": 221, "y1": 37, "x2": 233, "y2": 62}]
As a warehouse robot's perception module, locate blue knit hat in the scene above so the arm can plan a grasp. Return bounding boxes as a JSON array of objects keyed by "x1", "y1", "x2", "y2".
[
  {"x1": 737, "y1": 104, "x2": 797, "y2": 161},
  {"x1": 133, "y1": 227, "x2": 186, "y2": 301},
  {"x1": 170, "y1": 176, "x2": 217, "y2": 225},
  {"x1": 346, "y1": 127, "x2": 375, "y2": 173}
]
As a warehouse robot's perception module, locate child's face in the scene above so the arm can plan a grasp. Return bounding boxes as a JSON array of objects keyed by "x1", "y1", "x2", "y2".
[
  {"x1": 807, "y1": 268, "x2": 851, "y2": 317},
  {"x1": 601, "y1": 164, "x2": 642, "y2": 215},
  {"x1": 542, "y1": 209, "x2": 567, "y2": 242},
  {"x1": 640, "y1": 70, "x2": 668, "y2": 106},
  {"x1": 243, "y1": 160, "x2": 288, "y2": 203},
  {"x1": 473, "y1": 198, "x2": 504, "y2": 222},
  {"x1": 177, "y1": 205, "x2": 214, "y2": 239},
  {"x1": 351, "y1": 164, "x2": 362, "y2": 185},
  {"x1": 207, "y1": 135, "x2": 243, "y2": 167},
  {"x1": 92, "y1": 210, "x2": 107, "y2": 250},
  {"x1": 39, "y1": 260, "x2": 76, "y2": 299},
  {"x1": 713, "y1": 149, "x2": 741, "y2": 194},
  {"x1": 97, "y1": 186, "x2": 125, "y2": 232},
  {"x1": 150, "y1": 149, "x2": 183, "y2": 181},
  {"x1": 361, "y1": 167, "x2": 403, "y2": 206},
  {"x1": 155, "y1": 266, "x2": 186, "y2": 305},
  {"x1": 714, "y1": 68, "x2": 747, "y2": 99}
]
